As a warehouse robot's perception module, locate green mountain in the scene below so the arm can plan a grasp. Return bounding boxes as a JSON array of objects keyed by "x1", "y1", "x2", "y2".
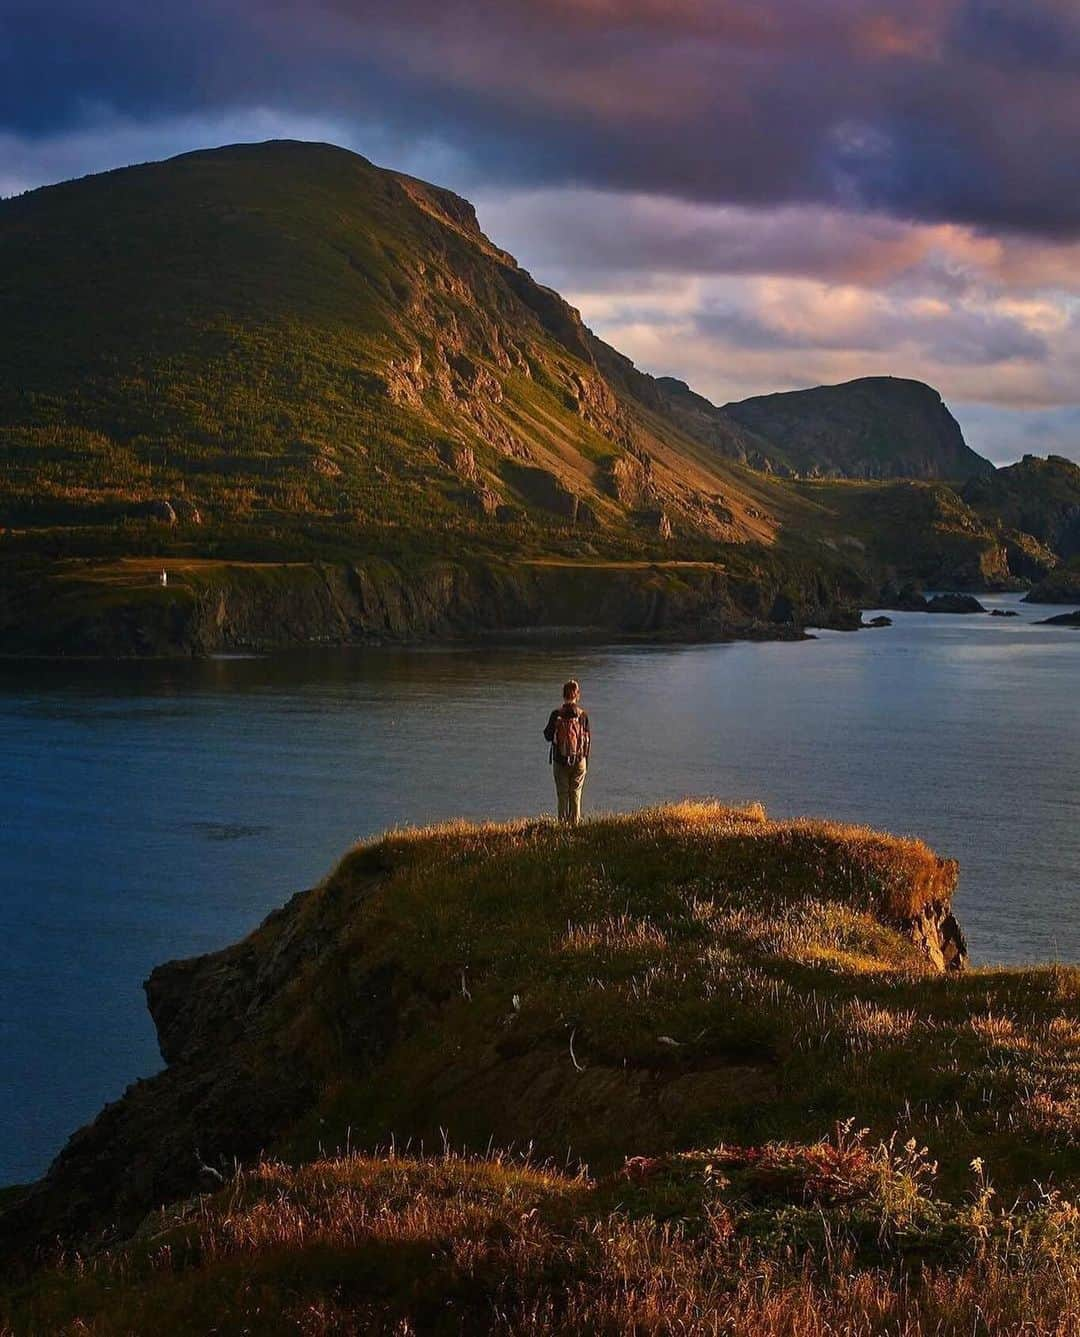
[
  {"x1": 0, "y1": 141, "x2": 1054, "y2": 653},
  {"x1": 0, "y1": 140, "x2": 788, "y2": 552},
  {"x1": 720, "y1": 377, "x2": 995, "y2": 481}
]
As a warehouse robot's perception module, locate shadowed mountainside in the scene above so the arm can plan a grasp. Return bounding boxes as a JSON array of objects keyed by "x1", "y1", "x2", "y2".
[{"x1": 720, "y1": 377, "x2": 994, "y2": 482}]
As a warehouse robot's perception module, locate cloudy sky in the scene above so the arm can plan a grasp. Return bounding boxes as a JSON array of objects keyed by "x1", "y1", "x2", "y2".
[{"x1": 2, "y1": 0, "x2": 1079, "y2": 464}]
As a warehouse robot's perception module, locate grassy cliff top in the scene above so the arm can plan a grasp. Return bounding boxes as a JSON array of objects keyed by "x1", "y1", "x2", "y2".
[{"x1": 2, "y1": 804, "x2": 1078, "y2": 1333}]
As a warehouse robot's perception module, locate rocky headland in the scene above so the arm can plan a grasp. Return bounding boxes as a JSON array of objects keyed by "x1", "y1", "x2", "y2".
[{"x1": 2, "y1": 803, "x2": 1077, "y2": 1335}]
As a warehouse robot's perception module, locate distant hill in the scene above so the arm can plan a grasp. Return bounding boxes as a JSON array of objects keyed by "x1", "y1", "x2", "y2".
[{"x1": 720, "y1": 377, "x2": 994, "y2": 481}]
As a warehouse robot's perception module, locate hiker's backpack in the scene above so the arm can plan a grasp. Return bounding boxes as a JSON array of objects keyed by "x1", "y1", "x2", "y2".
[{"x1": 553, "y1": 709, "x2": 586, "y2": 766}]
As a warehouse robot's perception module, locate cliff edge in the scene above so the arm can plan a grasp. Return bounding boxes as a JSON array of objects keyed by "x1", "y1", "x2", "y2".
[{"x1": 0, "y1": 802, "x2": 987, "y2": 1259}]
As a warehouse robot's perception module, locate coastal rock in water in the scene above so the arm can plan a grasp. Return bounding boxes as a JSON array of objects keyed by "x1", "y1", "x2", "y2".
[
  {"x1": 1026, "y1": 568, "x2": 1080, "y2": 604},
  {"x1": 879, "y1": 582, "x2": 929, "y2": 611},
  {"x1": 1037, "y1": 609, "x2": 1080, "y2": 626},
  {"x1": 865, "y1": 615, "x2": 893, "y2": 627},
  {"x1": 926, "y1": 594, "x2": 987, "y2": 614},
  {"x1": 990, "y1": 608, "x2": 1019, "y2": 618}
]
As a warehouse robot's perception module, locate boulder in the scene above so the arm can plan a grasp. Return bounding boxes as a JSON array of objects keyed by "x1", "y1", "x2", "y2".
[
  {"x1": 865, "y1": 615, "x2": 893, "y2": 627},
  {"x1": 1037, "y1": 609, "x2": 1080, "y2": 627},
  {"x1": 989, "y1": 608, "x2": 1019, "y2": 618},
  {"x1": 604, "y1": 453, "x2": 655, "y2": 509},
  {"x1": 503, "y1": 463, "x2": 583, "y2": 522},
  {"x1": 454, "y1": 486, "x2": 500, "y2": 517},
  {"x1": 437, "y1": 441, "x2": 479, "y2": 483}
]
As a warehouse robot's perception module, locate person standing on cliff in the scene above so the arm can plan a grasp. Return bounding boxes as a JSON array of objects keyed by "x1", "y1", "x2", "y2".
[{"x1": 544, "y1": 680, "x2": 591, "y2": 825}]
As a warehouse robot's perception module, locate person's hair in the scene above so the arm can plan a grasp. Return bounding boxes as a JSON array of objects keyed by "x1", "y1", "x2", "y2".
[{"x1": 562, "y1": 679, "x2": 580, "y2": 702}]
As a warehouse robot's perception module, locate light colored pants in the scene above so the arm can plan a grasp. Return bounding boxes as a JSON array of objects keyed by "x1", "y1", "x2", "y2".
[{"x1": 554, "y1": 759, "x2": 587, "y2": 825}]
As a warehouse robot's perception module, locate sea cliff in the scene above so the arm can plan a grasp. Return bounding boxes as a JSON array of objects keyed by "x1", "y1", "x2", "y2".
[
  {"x1": 0, "y1": 554, "x2": 863, "y2": 657},
  {"x1": 3, "y1": 803, "x2": 1078, "y2": 1335}
]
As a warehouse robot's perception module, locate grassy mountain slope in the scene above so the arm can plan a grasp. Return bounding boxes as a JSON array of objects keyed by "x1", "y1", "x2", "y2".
[
  {"x1": 0, "y1": 141, "x2": 888, "y2": 650},
  {"x1": 0, "y1": 141, "x2": 1056, "y2": 653},
  {"x1": 0, "y1": 140, "x2": 791, "y2": 554},
  {"x1": 2, "y1": 803, "x2": 1077, "y2": 1332}
]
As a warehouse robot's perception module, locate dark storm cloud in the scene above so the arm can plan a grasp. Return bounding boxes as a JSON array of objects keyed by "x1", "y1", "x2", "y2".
[{"x1": 3, "y1": 0, "x2": 1080, "y2": 236}]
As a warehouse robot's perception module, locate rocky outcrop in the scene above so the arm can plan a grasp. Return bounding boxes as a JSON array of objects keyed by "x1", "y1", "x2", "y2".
[
  {"x1": 1037, "y1": 609, "x2": 1080, "y2": 626},
  {"x1": 502, "y1": 463, "x2": 587, "y2": 523},
  {"x1": 436, "y1": 440, "x2": 480, "y2": 482},
  {"x1": 926, "y1": 593, "x2": 987, "y2": 613},
  {"x1": 603, "y1": 452, "x2": 656, "y2": 509},
  {"x1": 0, "y1": 806, "x2": 968, "y2": 1263},
  {"x1": 900, "y1": 901, "x2": 968, "y2": 972},
  {"x1": 1026, "y1": 565, "x2": 1080, "y2": 604},
  {"x1": 962, "y1": 455, "x2": 1080, "y2": 560}
]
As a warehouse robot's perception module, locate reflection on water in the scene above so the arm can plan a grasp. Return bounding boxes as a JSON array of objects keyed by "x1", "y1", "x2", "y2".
[{"x1": 1, "y1": 591, "x2": 1077, "y2": 1182}]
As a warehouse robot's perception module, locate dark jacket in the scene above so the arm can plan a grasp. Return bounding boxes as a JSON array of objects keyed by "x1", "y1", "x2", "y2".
[{"x1": 544, "y1": 703, "x2": 591, "y2": 766}]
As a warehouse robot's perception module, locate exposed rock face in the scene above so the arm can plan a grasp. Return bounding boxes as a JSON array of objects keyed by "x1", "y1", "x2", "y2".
[
  {"x1": 0, "y1": 555, "x2": 864, "y2": 658},
  {"x1": 639, "y1": 507, "x2": 672, "y2": 539},
  {"x1": 437, "y1": 440, "x2": 480, "y2": 482},
  {"x1": 1037, "y1": 609, "x2": 1080, "y2": 626},
  {"x1": 455, "y1": 485, "x2": 501, "y2": 517},
  {"x1": 502, "y1": 463, "x2": 584, "y2": 522},
  {"x1": 1004, "y1": 530, "x2": 1057, "y2": 582},
  {"x1": 604, "y1": 452, "x2": 656, "y2": 508},
  {"x1": 900, "y1": 902, "x2": 968, "y2": 973}
]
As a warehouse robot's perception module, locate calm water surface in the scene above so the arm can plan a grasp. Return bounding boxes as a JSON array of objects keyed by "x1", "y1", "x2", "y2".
[{"x1": 1, "y1": 591, "x2": 1077, "y2": 1182}]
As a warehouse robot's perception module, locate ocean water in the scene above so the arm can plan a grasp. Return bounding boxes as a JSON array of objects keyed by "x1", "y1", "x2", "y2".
[{"x1": 1, "y1": 591, "x2": 1077, "y2": 1184}]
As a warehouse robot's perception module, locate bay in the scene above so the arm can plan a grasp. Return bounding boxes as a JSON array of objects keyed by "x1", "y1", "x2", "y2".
[{"x1": 1, "y1": 591, "x2": 1077, "y2": 1184}]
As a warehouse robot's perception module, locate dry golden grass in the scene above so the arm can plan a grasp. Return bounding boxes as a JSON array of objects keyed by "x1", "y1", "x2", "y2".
[
  {"x1": 5, "y1": 1143, "x2": 1078, "y2": 1335},
  {"x1": 1, "y1": 803, "x2": 1077, "y2": 1334}
]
